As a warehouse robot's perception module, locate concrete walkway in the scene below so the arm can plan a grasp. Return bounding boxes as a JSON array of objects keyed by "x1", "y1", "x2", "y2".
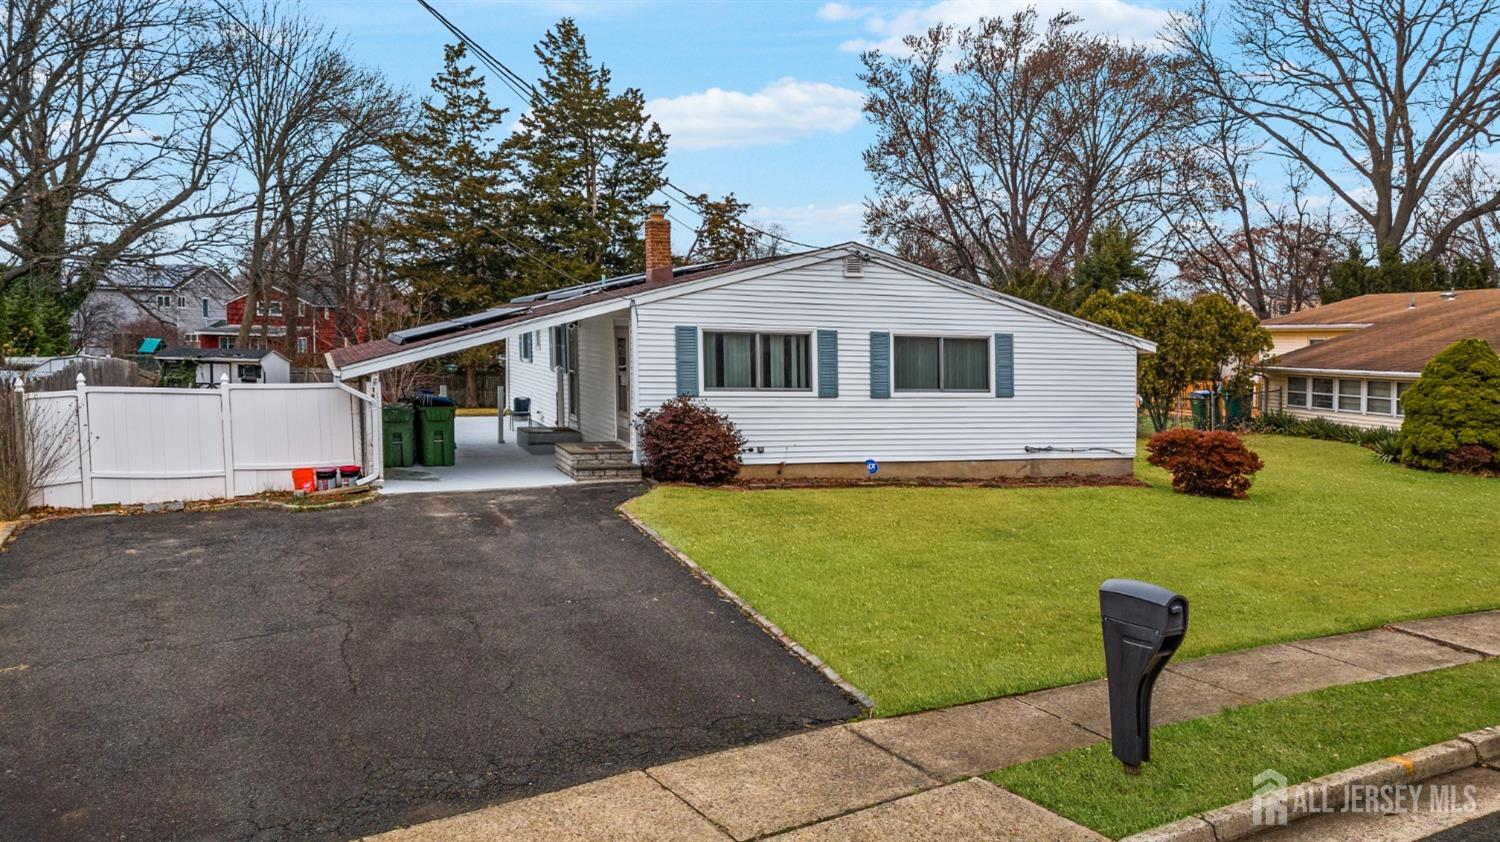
[{"x1": 368, "y1": 609, "x2": 1500, "y2": 841}]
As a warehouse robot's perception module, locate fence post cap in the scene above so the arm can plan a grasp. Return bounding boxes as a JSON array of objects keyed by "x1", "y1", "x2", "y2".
[
  {"x1": 219, "y1": 374, "x2": 230, "y2": 386},
  {"x1": 76, "y1": 372, "x2": 87, "y2": 388},
  {"x1": 12, "y1": 378, "x2": 23, "y2": 393}
]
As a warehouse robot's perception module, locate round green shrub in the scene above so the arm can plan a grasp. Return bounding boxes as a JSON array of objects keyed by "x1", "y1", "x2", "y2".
[{"x1": 1397, "y1": 338, "x2": 1500, "y2": 471}]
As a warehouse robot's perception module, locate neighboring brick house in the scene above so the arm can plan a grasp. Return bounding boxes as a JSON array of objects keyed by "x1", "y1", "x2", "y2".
[
  {"x1": 194, "y1": 285, "x2": 370, "y2": 364},
  {"x1": 76, "y1": 265, "x2": 239, "y2": 353}
]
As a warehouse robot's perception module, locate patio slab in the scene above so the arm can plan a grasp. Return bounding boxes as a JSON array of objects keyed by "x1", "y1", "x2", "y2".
[
  {"x1": 382, "y1": 416, "x2": 573, "y2": 494},
  {"x1": 771, "y1": 778, "x2": 1107, "y2": 841},
  {"x1": 850, "y1": 696, "x2": 1100, "y2": 781},
  {"x1": 368, "y1": 771, "x2": 729, "y2": 841},
  {"x1": 1022, "y1": 671, "x2": 1250, "y2": 737},
  {"x1": 1166, "y1": 643, "x2": 1384, "y2": 701},
  {"x1": 1292, "y1": 629, "x2": 1480, "y2": 676},
  {"x1": 1393, "y1": 610, "x2": 1500, "y2": 657},
  {"x1": 647, "y1": 726, "x2": 936, "y2": 841}
]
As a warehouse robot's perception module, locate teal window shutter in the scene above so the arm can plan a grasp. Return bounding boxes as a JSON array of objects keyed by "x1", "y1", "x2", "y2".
[
  {"x1": 675, "y1": 326, "x2": 699, "y2": 396},
  {"x1": 869, "y1": 331, "x2": 890, "y2": 399},
  {"x1": 994, "y1": 333, "x2": 1014, "y2": 397},
  {"x1": 817, "y1": 330, "x2": 839, "y2": 398}
]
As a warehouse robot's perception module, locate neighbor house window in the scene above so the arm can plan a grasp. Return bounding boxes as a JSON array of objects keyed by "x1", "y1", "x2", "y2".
[
  {"x1": 1311, "y1": 378, "x2": 1334, "y2": 409},
  {"x1": 297, "y1": 336, "x2": 308, "y2": 354},
  {"x1": 894, "y1": 336, "x2": 989, "y2": 392},
  {"x1": 1287, "y1": 376, "x2": 1308, "y2": 408},
  {"x1": 1396, "y1": 381, "x2": 1411, "y2": 415},
  {"x1": 157, "y1": 294, "x2": 172, "y2": 307},
  {"x1": 1338, "y1": 379, "x2": 1362, "y2": 412},
  {"x1": 298, "y1": 301, "x2": 306, "y2": 317},
  {"x1": 268, "y1": 301, "x2": 282, "y2": 317},
  {"x1": 703, "y1": 331, "x2": 811, "y2": 390},
  {"x1": 201, "y1": 298, "x2": 210, "y2": 318},
  {"x1": 217, "y1": 336, "x2": 235, "y2": 349},
  {"x1": 1367, "y1": 381, "x2": 1393, "y2": 414}
]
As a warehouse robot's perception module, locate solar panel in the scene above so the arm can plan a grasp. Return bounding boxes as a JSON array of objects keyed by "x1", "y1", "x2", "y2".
[
  {"x1": 388, "y1": 320, "x2": 463, "y2": 345},
  {"x1": 452, "y1": 306, "x2": 526, "y2": 328}
]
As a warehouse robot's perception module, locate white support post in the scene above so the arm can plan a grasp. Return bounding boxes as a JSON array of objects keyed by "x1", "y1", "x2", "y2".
[
  {"x1": 74, "y1": 373, "x2": 94, "y2": 509},
  {"x1": 367, "y1": 373, "x2": 383, "y2": 483},
  {"x1": 218, "y1": 374, "x2": 235, "y2": 498}
]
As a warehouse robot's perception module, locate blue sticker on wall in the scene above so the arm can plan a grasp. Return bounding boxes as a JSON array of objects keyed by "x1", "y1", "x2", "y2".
[{"x1": 865, "y1": 459, "x2": 879, "y2": 476}]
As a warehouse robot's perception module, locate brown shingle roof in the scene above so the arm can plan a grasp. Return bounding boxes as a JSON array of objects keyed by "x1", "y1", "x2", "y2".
[
  {"x1": 1265, "y1": 289, "x2": 1500, "y2": 373},
  {"x1": 326, "y1": 253, "x2": 801, "y2": 371}
]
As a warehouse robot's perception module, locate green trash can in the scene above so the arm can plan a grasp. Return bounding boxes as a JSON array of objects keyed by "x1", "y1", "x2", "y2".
[
  {"x1": 383, "y1": 403, "x2": 415, "y2": 468},
  {"x1": 1189, "y1": 390, "x2": 1215, "y2": 429},
  {"x1": 414, "y1": 400, "x2": 457, "y2": 467},
  {"x1": 1224, "y1": 392, "x2": 1251, "y2": 426}
]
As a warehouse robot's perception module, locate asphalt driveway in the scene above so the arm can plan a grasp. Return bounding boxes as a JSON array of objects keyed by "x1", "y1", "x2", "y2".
[{"x1": 0, "y1": 484, "x2": 859, "y2": 841}]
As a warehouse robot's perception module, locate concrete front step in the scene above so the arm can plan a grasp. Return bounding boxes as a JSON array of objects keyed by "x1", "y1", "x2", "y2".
[{"x1": 555, "y1": 441, "x2": 641, "y2": 482}]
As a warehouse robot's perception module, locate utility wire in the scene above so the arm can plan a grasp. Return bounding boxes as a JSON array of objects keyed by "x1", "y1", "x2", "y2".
[
  {"x1": 410, "y1": 0, "x2": 821, "y2": 252},
  {"x1": 209, "y1": 0, "x2": 604, "y2": 292}
]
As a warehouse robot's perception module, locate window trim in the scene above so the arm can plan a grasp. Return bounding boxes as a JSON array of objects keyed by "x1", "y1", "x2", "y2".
[
  {"x1": 700, "y1": 328, "x2": 815, "y2": 393},
  {"x1": 891, "y1": 334, "x2": 992, "y2": 394}
]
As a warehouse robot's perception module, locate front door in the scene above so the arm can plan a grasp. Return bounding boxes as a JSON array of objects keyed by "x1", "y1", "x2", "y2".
[{"x1": 614, "y1": 325, "x2": 630, "y2": 444}]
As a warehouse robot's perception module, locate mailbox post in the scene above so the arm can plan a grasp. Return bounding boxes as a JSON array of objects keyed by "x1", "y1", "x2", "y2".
[{"x1": 1099, "y1": 579, "x2": 1188, "y2": 774}]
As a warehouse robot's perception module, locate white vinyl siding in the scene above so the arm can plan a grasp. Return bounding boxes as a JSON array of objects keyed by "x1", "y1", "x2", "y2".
[
  {"x1": 505, "y1": 328, "x2": 560, "y2": 426},
  {"x1": 634, "y1": 256, "x2": 1139, "y2": 465}
]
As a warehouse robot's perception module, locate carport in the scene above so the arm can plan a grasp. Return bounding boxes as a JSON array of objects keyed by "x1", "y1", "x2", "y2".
[{"x1": 327, "y1": 295, "x2": 637, "y2": 494}]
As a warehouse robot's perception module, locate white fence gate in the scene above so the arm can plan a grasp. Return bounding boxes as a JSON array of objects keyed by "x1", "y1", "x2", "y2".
[{"x1": 27, "y1": 377, "x2": 369, "y2": 508}]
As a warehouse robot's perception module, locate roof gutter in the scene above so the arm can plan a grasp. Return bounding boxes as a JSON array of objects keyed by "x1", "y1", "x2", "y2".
[
  {"x1": 1259, "y1": 364, "x2": 1422, "y2": 378},
  {"x1": 1263, "y1": 323, "x2": 1372, "y2": 330}
]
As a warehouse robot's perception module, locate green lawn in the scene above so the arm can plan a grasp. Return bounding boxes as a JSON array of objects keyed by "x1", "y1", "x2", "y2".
[
  {"x1": 624, "y1": 435, "x2": 1500, "y2": 715},
  {"x1": 989, "y1": 659, "x2": 1500, "y2": 838}
]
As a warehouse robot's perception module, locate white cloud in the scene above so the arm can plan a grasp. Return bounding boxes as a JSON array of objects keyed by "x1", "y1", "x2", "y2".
[
  {"x1": 647, "y1": 77, "x2": 864, "y2": 151},
  {"x1": 816, "y1": 2, "x2": 873, "y2": 22},
  {"x1": 748, "y1": 202, "x2": 866, "y2": 244},
  {"x1": 829, "y1": 0, "x2": 1175, "y2": 53}
]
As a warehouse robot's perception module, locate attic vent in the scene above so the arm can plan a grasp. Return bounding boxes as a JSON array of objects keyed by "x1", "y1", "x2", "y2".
[{"x1": 843, "y1": 254, "x2": 864, "y2": 277}]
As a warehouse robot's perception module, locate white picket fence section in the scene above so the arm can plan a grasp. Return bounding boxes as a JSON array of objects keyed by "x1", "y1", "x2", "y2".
[{"x1": 26, "y1": 377, "x2": 368, "y2": 508}]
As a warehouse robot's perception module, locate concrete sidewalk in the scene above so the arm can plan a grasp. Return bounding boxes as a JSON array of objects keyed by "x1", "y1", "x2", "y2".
[{"x1": 369, "y1": 609, "x2": 1500, "y2": 841}]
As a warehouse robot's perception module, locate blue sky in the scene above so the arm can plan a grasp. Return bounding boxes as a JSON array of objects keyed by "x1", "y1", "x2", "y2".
[{"x1": 308, "y1": 0, "x2": 1181, "y2": 245}]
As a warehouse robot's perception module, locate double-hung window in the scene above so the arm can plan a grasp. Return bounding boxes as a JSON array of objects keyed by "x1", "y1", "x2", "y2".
[
  {"x1": 1287, "y1": 376, "x2": 1309, "y2": 408},
  {"x1": 1396, "y1": 381, "x2": 1411, "y2": 415},
  {"x1": 1366, "y1": 381, "x2": 1393, "y2": 414},
  {"x1": 703, "y1": 331, "x2": 811, "y2": 390},
  {"x1": 893, "y1": 336, "x2": 988, "y2": 392},
  {"x1": 1310, "y1": 378, "x2": 1334, "y2": 409}
]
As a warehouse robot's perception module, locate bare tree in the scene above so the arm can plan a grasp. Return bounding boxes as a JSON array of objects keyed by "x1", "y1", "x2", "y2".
[
  {"x1": 861, "y1": 11, "x2": 1187, "y2": 295},
  {"x1": 0, "y1": 384, "x2": 78, "y2": 518},
  {"x1": 1166, "y1": 107, "x2": 1349, "y2": 315},
  {"x1": 215, "y1": 0, "x2": 404, "y2": 352},
  {"x1": 1168, "y1": 0, "x2": 1500, "y2": 260},
  {"x1": 0, "y1": 0, "x2": 237, "y2": 301}
]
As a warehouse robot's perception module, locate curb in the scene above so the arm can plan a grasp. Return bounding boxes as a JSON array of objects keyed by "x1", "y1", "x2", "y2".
[
  {"x1": 616, "y1": 504, "x2": 877, "y2": 713},
  {"x1": 1121, "y1": 725, "x2": 1500, "y2": 842}
]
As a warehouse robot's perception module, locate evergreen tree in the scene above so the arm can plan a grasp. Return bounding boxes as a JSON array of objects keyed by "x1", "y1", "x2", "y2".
[
  {"x1": 685, "y1": 193, "x2": 756, "y2": 263},
  {"x1": 1073, "y1": 222, "x2": 1155, "y2": 298},
  {"x1": 383, "y1": 43, "x2": 523, "y2": 316},
  {"x1": 1321, "y1": 245, "x2": 1493, "y2": 304},
  {"x1": 507, "y1": 19, "x2": 668, "y2": 286}
]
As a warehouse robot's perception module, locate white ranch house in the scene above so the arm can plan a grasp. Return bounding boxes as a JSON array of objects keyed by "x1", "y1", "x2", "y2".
[{"x1": 328, "y1": 212, "x2": 1154, "y2": 488}]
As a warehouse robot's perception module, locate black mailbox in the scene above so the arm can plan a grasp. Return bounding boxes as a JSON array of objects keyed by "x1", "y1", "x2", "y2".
[{"x1": 1099, "y1": 578, "x2": 1188, "y2": 773}]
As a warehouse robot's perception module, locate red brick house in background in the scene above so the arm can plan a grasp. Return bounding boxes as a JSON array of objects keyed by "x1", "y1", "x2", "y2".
[{"x1": 194, "y1": 286, "x2": 371, "y2": 365}]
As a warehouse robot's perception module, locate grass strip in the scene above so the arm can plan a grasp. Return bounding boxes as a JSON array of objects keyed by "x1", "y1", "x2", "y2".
[{"x1": 987, "y1": 659, "x2": 1500, "y2": 839}]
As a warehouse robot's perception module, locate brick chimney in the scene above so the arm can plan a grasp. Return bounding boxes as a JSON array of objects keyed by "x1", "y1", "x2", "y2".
[{"x1": 645, "y1": 204, "x2": 672, "y2": 283}]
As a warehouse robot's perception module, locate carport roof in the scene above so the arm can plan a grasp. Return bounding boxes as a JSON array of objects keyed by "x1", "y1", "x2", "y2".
[{"x1": 326, "y1": 252, "x2": 801, "y2": 376}]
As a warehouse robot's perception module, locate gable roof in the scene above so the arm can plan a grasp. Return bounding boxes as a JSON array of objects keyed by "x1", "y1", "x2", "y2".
[
  {"x1": 97, "y1": 264, "x2": 224, "y2": 291},
  {"x1": 1263, "y1": 289, "x2": 1500, "y2": 375},
  {"x1": 327, "y1": 244, "x2": 1154, "y2": 377}
]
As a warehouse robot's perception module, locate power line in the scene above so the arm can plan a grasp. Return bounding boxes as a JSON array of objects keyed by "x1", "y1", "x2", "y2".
[
  {"x1": 409, "y1": 0, "x2": 821, "y2": 252},
  {"x1": 208, "y1": 0, "x2": 604, "y2": 292}
]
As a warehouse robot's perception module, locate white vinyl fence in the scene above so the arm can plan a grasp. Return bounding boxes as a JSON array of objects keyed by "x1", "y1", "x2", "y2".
[{"x1": 26, "y1": 376, "x2": 369, "y2": 508}]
